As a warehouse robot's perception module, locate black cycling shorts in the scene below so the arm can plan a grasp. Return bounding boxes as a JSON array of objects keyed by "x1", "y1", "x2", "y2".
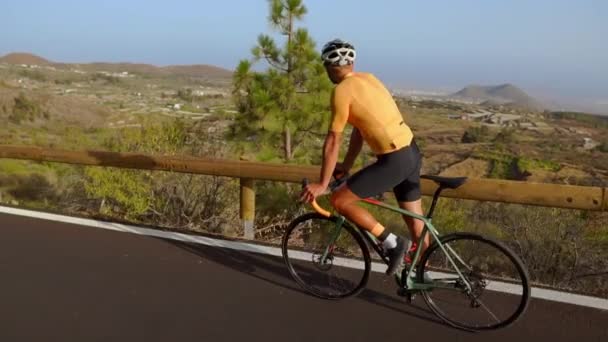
[{"x1": 346, "y1": 140, "x2": 422, "y2": 202}]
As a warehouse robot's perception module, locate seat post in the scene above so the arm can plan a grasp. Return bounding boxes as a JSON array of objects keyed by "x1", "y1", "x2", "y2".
[{"x1": 426, "y1": 186, "x2": 444, "y2": 219}]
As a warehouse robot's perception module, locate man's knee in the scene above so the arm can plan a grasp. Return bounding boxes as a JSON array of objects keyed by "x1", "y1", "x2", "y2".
[
  {"x1": 331, "y1": 191, "x2": 356, "y2": 214},
  {"x1": 330, "y1": 192, "x2": 346, "y2": 213},
  {"x1": 331, "y1": 186, "x2": 361, "y2": 214}
]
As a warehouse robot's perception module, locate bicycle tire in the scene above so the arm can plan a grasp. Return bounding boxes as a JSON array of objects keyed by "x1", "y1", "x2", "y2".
[
  {"x1": 282, "y1": 213, "x2": 371, "y2": 300},
  {"x1": 417, "y1": 233, "x2": 530, "y2": 331}
]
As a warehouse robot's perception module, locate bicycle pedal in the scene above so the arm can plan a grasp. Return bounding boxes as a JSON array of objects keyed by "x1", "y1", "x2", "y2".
[
  {"x1": 405, "y1": 293, "x2": 416, "y2": 304},
  {"x1": 397, "y1": 289, "x2": 416, "y2": 304},
  {"x1": 397, "y1": 288, "x2": 416, "y2": 302}
]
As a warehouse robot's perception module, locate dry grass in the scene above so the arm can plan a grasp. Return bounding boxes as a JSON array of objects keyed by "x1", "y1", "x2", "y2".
[{"x1": 439, "y1": 158, "x2": 489, "y2": 178}]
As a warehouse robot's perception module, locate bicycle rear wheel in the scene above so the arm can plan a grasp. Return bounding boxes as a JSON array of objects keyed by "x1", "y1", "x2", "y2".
[
  {"x1": 282, "y1": 213, "x2": 371, "y2": 300},
  {"x1": 417, "y1": 233, "x2": 530, "y2": 331}
]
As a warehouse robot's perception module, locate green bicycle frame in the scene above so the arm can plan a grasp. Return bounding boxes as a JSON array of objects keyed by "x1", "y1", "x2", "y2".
[{"x1": 318, "y1": 199, "x2": 474, "y2": 293}]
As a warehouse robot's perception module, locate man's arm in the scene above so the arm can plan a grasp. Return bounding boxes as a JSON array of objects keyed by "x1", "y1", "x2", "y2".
[
  {"x1": 342, "y1": 128, "x2": 363, "y2": 171},
  {"x1": 300, "y1": 86, "x2": 349, "y2": 203},
  {"x1": 320, "y1": 86, "x2": 349, "y2": 186},
  {"x1": 319, "y1": 131, "x2": 342, "y2": 187}
]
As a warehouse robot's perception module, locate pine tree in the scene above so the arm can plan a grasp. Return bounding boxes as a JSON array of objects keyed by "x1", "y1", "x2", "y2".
[{"x1": 231, "y1": 0, "x2": 332, "y2": 162}]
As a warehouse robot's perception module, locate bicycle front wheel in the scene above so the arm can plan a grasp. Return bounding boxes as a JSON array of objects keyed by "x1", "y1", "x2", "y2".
[
  {"x1": 282, "y1": 213, "x2": 371, "y2": 300},
  {"x1": 418, "y1": 233, "x2": 530, "y2": 331}
]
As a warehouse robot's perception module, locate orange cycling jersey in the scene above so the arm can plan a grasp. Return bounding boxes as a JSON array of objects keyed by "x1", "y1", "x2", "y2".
[{"x1": 329, "y1": 72, "x2": 413, "y2": 155}]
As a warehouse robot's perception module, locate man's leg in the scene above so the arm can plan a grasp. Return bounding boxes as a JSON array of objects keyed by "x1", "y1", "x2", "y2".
[
  {"x1": 398, "y1": 199, "x2": 429, "y2": 258},
  {"x1": 331, "y1": 185, "x2": 406, "y2": 275},
  {"x1": 393, "y1": 140, "x2": 426, "y2": 262},
  {"x1": 398, "y1": 198, "x2": 433, "y2": 283},
  {"x1": 330, "y1": 186, "x2": 376, "y2": 231}
]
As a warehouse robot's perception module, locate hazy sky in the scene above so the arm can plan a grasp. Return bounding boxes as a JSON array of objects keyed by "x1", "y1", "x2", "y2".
[{"x1": 1, "y1": 0, "x2": 607, "y2": 105}]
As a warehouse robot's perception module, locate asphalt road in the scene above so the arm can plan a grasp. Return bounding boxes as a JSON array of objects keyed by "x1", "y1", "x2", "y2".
[{"x1": 0, "y1": 212, "x2": 606, "y2": 341}]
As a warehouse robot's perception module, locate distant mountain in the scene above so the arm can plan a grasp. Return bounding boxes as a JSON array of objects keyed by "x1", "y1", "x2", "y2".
[
  {"x1": 69, "y1": 62, "x2": 233, "y2": 79},
  {"x1": 0, "y1": 52, "x2": 52, "y2": 65},
  {"x1": 452, "y1": 84, "x2": 544, "y2": 110},
  {"x1": 0, "y1": 52, "x2": 232, "y2": 80}
]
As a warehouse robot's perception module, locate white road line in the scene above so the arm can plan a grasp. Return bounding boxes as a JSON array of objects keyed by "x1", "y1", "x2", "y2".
[{"x1": 1, "y1": 205, "x2": 607, "y2": 311}]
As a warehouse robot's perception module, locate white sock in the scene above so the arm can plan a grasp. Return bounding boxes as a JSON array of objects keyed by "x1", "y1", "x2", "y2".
[{"x1": 382, "y1": 233, "x2": 398, "y2": 249}]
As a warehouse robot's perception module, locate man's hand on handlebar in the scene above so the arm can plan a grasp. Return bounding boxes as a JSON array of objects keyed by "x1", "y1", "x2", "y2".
[{"x1": 300, "y1": 182, "x2": 327, "y2": 203}]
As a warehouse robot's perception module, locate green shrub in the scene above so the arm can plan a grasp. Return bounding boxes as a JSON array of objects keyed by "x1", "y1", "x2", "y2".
[
  {"x1": 84, "y1": 167, "x2": 151, "y2": 220},
  {"x1": 9, "y1": 93, "x2": 46, "y2": 123},
  {"x1": 461, "y1": 125, "x2": 491, "y2": 143},
  {"x1": 547, "y1": 111, "x2": 608, "y2": 129},
  {"x1": 54, "y1": 79, "x2": 72, "y2": 85},
  {"x1": 493, "y1": 128, "x2": 516, "y2": 144},
  {"x1": 489, "y1": 159, "x2": 513, "y2": 179},
  {"x1": 18, "y1": 69, "x2": 47, "y2": 82},
  {"x1": 91, "y1": 73, "x2": 121, "y2": 85},
  {"x1": 517, "y1": 158, "x2": 561, "y2": 173},
  {"x1": 177, "y1": 88, "x2": 194, "y2": 102},
  {"x1": 473, "y1": 150, "x2": 560, "y2": 179},
  {"x1": 9, "y1": 173, "x2": 56, "y2": 202}
]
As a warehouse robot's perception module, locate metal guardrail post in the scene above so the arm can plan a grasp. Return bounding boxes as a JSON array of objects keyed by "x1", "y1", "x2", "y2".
[{"x1": 240, "y1": 178, "x2": 255, "y2": 239}]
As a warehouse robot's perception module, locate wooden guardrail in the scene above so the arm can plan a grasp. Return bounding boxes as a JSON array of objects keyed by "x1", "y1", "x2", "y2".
[{"x1": 0, "y1": 145, "x2": 606, "y2": 237}]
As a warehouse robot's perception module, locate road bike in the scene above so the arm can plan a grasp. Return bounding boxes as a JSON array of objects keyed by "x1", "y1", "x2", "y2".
[{"x1": 281, "y1": 175, "x2": 530, "y2": 331}]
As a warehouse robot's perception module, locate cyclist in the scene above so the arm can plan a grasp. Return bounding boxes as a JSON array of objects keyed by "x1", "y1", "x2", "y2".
[{"x1": 301, "y1": 39, "x2": 428, "y2": 275}]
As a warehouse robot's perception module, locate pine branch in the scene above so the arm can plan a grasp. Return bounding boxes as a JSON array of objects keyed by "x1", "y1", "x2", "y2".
[{"x1": 264, "y1": 55, "x2": 288, "y2": 72}]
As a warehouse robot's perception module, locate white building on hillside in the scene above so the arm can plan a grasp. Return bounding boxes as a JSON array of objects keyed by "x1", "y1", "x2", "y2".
[{"x1": 583, "y1": 138, "x2": 599, "y2": 150}]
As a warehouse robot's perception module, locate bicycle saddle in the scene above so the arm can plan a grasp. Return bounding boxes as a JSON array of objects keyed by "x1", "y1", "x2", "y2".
[{"x1": 421, "y1": 175, "x2": 468, "y2": 189}]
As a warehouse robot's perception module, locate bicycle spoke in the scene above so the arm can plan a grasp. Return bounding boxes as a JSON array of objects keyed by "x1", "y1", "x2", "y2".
[
  {"x1": 444, "y1": 244, "x2": 474, "y2": 272},
  {"x1": 282, "y1": 213, "x2": 370, "y2": 299},
  {"x1": 475, "y1": 297, "x2": 502, "y2": 324}
]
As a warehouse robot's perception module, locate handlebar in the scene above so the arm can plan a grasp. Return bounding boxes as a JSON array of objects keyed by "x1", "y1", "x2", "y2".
[
  {"x1": 301, "y1": 174, "x2": 348, "y2": 218},
  {"x1": 311, "y1": 199, "x2": 332, "y2": 218}
]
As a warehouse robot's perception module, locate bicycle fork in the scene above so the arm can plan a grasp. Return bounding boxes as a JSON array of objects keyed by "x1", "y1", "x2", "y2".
[{"x1": 319, "y1": 216, "x2": 346, "y2": 264}]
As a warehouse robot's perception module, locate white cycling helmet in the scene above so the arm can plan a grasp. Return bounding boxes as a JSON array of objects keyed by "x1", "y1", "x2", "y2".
[{"x1": 321, "y1": 39, "x2": 356, "y2": 66}]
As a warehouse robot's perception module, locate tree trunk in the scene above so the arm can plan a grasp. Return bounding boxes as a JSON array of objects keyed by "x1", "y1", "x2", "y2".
[
  {"x1": 284, "y1": 13, "x2": 293, "y2": 162},
  {"x1": 284, "y1": 126, "x2": 292, "y2": 161}
]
